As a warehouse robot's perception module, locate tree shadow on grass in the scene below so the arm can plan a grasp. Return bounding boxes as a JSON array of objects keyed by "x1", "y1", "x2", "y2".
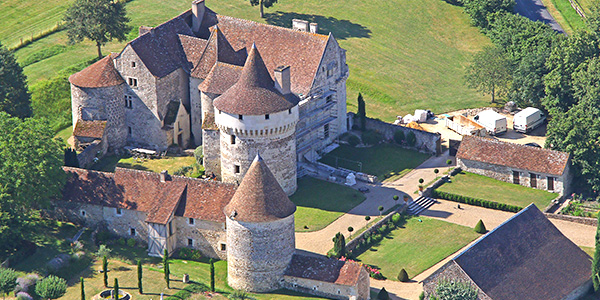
[{"x1": 264, "y1": 12, "x2": 371, "y2": 40}]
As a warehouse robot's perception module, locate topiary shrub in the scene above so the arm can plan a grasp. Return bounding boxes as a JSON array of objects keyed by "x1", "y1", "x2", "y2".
[
  {"x1": 348, "y1": 135, "x2": 360, "y2": 147},
  {"x1": 406, "y1": 131, "x2": 416, "y2": 146},
  {"x1": 394, "y1": 130, "x2": 405, "y2": 144},
  {"x1": 393, "y1": 195, "x2": 399, "y2": 201},
  {"x1": 474, "y1": 220, "x2": 487, "y2": 234},
  {"x1": 377, "y1": 287, "x2": 389, "y2": 300},
  {"x1": 397, "y1": 268, "x2": 409, "y2": 282}
]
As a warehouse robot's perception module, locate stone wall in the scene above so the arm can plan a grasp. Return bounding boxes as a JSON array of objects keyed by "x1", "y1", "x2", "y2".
[
  {"x1": 203, "y1": 129, "x2": 221, "y2": 179},
  {"x1": 282, "y1": 275, "x2": 364, "y2": 300},
  {"x1": 226, "y1": 215, "x2": 295, "y2": 292},
  {"x1": 190, "y1": 77, "x2": 204, "y2": 146},
  {"x1": 174, "y1": 216, "x2": 227, "y2": 260},
  {"x1": 77, "y1": 139, "x2": 108, "y2": 168},
  {"x1": 350, "y1": 113, "x2": 442, "y2": 155},
  {"x1": 544, "y1": 213, "x2": 598, "y2": 227},
  {"x1": 422, "y1": 261, "x2": 491, "y2": 300},
  {"x1": 458, "y1": 158, "x2": 567, "y2": 196}
]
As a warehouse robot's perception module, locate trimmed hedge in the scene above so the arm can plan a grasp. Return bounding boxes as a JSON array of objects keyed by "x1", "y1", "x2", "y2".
[{"x1": 431, "y1": 190, "x2": 522, "y2": 213}]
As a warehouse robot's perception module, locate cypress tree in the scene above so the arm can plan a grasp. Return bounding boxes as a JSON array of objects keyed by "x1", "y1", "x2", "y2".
[
  {"x1": 210, "y1": 259, "x2": 215, "y2": 292},
  {"x1": 114, "y1": 278, "x2": 119, "y2": 300},
  {"x1": 357, "y1": 93, "x2": 366, "y2": 131},
  {"x1": 593, "y1": 213, "x2": 600, "y2": 291},
  {"x1": 333, "y1": 232, "x2": 346, "y2": 258},
  {"x1": 102, "y1": 256, "x2": 108, "y2": 287},
  {"x1": 163, "y1": 249, "x2": 170, "y2": 289},
  {"x1": 80, "y1": 277, "x2": 85, "y2": 300},
  {"x1": 137, "y1": 260, "x2": 143, "y2": 294}
]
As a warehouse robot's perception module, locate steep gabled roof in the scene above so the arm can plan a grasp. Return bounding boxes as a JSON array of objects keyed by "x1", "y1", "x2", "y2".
[
  {"x1": 69, "y1": 55, "x2": 124, "y2": 88},
  {"x1": 213, "y1": 45, "x2": 299, "y2": 115},
  {"x1": 223, "y1": 154, "x2": 296, "y2": 222},
  {"x1": 449, "y1": 205, "x2": 591, "y2": 300},
  {"x1": 198, "y1": 62, "x2": 242, "y2": 95},
  {"x1": 62, "y1": 167, "x2": 237, "y2": 223},
  {"x1": 284, "y1": 254, "x2": 365, "y2": 286},
  {"x1": 191, "y1": 25, "x2": 246, "y2": 79},
  {"x1": 457, "y1": 136, "x2": 570, "y2": 176},
  {"x1": 178, "y1": 34, "x2": 208, "y2": 71},
  {"x1": 73, "y1": 120, "x2": 107, "y2": 139}
]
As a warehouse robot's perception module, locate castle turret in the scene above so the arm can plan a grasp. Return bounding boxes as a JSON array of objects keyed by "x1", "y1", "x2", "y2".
[
  {"x1": 213, "y1": 44, "x2": 299, "y2": 195},
  {"x1": 69, "y1": 55, "x2": 127, "y2": 151},
  {"x1": 224, "y1": 154, "x2": 296, "y2": 292}
]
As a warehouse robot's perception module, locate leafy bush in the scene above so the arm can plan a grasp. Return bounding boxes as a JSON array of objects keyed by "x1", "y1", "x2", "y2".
[
  {"x1": 194, "y1": 146, "x2": 203, "y2": 164},
  {"x1": 231, "y1": 290, "x2": 250, "y2": 300},
  {"x1": 393, "y1": 195, "x2": 399, "y2": 201},
  {"x1": 348, "y1": 134, "x2": 360, "y2": 147},
  {"x1": 362, "y1": 130, "x2": 383, "y2": 145},
  {"x1": 394, "y1": 130, "x2": 405, "y2": 144},
  {"x1": 0, "y1": 268, "x2": 18, "y2": 298},
  {"x1": 35, "y1": 275, "x2": 67, "y2": 300},
  {"x1": 96, "y1": 245, "x2": 111, "y2": 258},
  {"x1": 431, "y1": 190, "x2": 522, "y2": 213},
  {"x1": 175, "y1": 248, "x2": 203, "y2": 262},
  {"x1": 406, "y1": 131, "x2": 416, "y2": 146},
  {"x1": 96, "y1": 230, "x2": 113, "y2": 245},
  {"x1": 117, "y1": 238, "x2": 126, "y2": 246},
  {"x1": 398, "y1": 268, "x2": 409, "y2": 282},
  {"x1": 419, "y1": 291, "x2": 425, "y2": 300},
  {"x1": 127, "y1": 238, "x2": 136, "y2": 248},
  {"x1": 433, "y1": 279, "x2": 478, "y2": 300},
  {"x1": 377, "y1": 287, "x2": 389, "y2": 300},
  {"x1": 474, "y1": 220, "x2": 487, "y2": 234}
]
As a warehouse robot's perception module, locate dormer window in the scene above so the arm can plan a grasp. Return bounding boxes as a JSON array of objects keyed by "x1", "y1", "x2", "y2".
[
  {"x1": 265, "y1": 114, "x2": 270, "y2": 120},
  {"x1": 238, "y1": 114, "x2": 243, "y2": 120}
]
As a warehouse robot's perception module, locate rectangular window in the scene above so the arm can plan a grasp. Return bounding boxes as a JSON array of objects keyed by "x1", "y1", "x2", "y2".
[
  {"x1": 220, "y1": 243, "x2": 226, "y2": 251},
  {"x1": 530, "y1": 173, "x2": 537, "y2": 188},
  {"x1": 288, "y1": 109, "x2": 292, "y2": 114},
  {"x1": 230, "y1": 134, "x2": 236, "y2": 145},
  {"x1": 265, "y1": 114, "x2": 270, "y2": 120},
  {"x1": 128, "y1": 127, "x2": 132, "y2": 135},
  {"x1": 188, "y1": 218, "x2": 194, "y2": 225},
  {"x1": 188, "y1": 238, "x2": 193, "y2": 247},
  {"x1": 324, "y1": 123, "x2": 330, "y2": 139},
  {"x1": 128, "y1": 77, "x2": 138, "y2": 87},
  {"x1": 238, "y1": 114, "x2": 243, "y2": 120},
  {"x1": 131, "y1": 61, "x2": 136, "y2": 68},
  {"x1": 168, "y1": 221, "x2": 173, "y2": 237},
  {"x1": 548, "y1": 177, "x2": 554, "y2": 190},
  {"x1": 513, "y1": 171, "x2": 520, "y2": 185},
  {"x1": 234, "y1": 165, "x2": 240, "y2": 174},
  {"x1": 124, "y1": 95, "x2": 133, "y2": 108},
  {"x1": 116, "y1": 207, "x2": 122, "y2": 215},
  {"x1": 326, "y1": 95, "x2": 333, "y2": 103},
  {"x1": 130, "y1": 228, "x2": 136, "y2": 236}
]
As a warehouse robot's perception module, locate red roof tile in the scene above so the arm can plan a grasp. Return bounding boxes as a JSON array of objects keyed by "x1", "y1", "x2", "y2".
[
  {"x1": 284, "y1": 254, "x2": 364, "y2": 286},
  {"x1": 69, "y1": 55, "x2": 125, "y2": 88},
  {"x1": 224, "y1": 154, "x2": 296, "y2": 222},
  {"x1": 457, "y1": 136, "x2": 570, "y2": 176},
  {"x1": 198, "y1": 62, "x2": 242, "y2": 95},
  {"x1": 73, "y1": 120, "x2": 107, "y2": 139},
  {"x1": 178, "y1": 34, "x2": 208, "y2": 71}
]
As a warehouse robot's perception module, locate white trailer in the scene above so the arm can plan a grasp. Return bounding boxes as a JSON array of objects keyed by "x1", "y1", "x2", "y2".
[
  {"x1": 513, "y1": 107, "x2": 545, "y2": 133},
  {"x1": 473, "y1": 110, "x2": 507, "y2": 135}
]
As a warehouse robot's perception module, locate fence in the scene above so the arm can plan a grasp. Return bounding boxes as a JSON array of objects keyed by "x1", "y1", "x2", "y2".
[{"x1": 567, "y1": 0, "x2": 586, "y2": 18}]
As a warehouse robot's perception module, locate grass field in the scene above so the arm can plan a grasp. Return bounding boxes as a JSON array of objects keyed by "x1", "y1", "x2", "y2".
[
  {"x1": 356, "y1": 216, "x2": 479, "y2": 280},
  {"x1": 291, "y1": 177, "x2": 366, "y2": 232},
  {"x1": 547, "y1": 0, "x2": 586, "y2": 32},
  {"x1": 55, "y1": 126, "x2": 73, "y2": 148},
  {"x1": 6, "y1": 0, "x2": 490, "y2": 121},
  {"x1": 91, "y1": 154, "x2": 198, "y2": 174},
  {"x1": 437, "y1": 172, "x2": 558, "y2": 209},
  {"x1": 319, "y1": 144, "x2": 430, "y2": 180}
]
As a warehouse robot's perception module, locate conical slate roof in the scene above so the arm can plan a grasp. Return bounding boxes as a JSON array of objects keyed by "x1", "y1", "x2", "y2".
[
  {"x1": 224, "y1": 154, "x2": 296, "y2": 222},
  {"x1": 213, "y1": 44, "x2": 297, "y2": 115},
  {"x1": 69, "y1": 55, "x2": 125, "y2": 88}
]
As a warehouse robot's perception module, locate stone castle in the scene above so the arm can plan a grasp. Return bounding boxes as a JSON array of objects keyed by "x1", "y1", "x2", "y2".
[{"x1": 69, "y1": 0, "x2": 349, "y2": 195}]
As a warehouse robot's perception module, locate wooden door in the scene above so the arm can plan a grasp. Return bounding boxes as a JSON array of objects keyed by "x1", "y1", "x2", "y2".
[
  {"x1": 530, "y1": 173, "x2": 537, "y2": 188},
  {"x1": 513, "y1": 171, "x2": 520, "y2": 184},
  {"x1": 548, "y1": 177, "x2": 554, "y2": 191}
]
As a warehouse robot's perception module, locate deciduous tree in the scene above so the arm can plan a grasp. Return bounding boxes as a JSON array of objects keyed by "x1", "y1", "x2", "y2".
[
  {"x1": 465, "y1": 46, "x2": 513, "y2": 103},
  {"x1": 64, "y1": 0, "x2": 131, "y2": 59},
  {"x1": 593, "y1": 213, "x2": 600, "y2": 291},
  {"x1": 246, "y1": 0, "x2": 278, "y2": 18},
  {"x1": 0, "y1": 42, "x2": 31, "y2": 118}
]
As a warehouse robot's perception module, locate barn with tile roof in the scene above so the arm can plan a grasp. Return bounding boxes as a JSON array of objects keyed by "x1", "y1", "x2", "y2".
[
  {"x1": 456, "y1": 136, "x2": 572, "y2": 195},
  {"x1": 422, "y1": 204, "x2": 592, "y2": 300}
]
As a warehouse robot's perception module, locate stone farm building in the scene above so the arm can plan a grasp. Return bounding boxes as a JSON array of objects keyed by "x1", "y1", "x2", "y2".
[
  {"x1": 456, "y1": 136, "x2": 571, "y2": 196},
  {"x1": 58, "y1": 155, "x2": 369, "y2": 300},
  {"x1": 422, "y1": 204, "x2": 591, "y2": 300},
  {"x1": 69, "y1": 0, "x2": 349, "y2": 192}
]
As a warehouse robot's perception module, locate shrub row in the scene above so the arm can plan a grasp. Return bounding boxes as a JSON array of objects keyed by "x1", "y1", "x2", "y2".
[
  {"x1": 164, "y1": 282, "x2": 209, "y2": 300},
  {"x1": 349, "y1": 213, "x2": 406, "y2": 258},
  {"x1": 21, "y1": 45, "x2": 67, "y2": 67},
  {"x1": 9, "y1": 22, "x2": 66, "y2": 52},
  {"x1": 175, "y1": 247, "x2": 203, "y2": 262},
  {"x1": 431, "y1": 190, "x2": 522, "y2": 212}
]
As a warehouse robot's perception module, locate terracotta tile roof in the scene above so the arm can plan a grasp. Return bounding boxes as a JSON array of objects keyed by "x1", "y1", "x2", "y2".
[
  {"x1": 199, "y1": 12, "x2": 329, "y2": 95},
  {"x1": 62, "y1": 167, "x2": 236, "y2": 224},
  {"x1": 284, "y1": 254, "x2": 364, "y2": 286},
  {"x1": 73, "y1": 120, "x2": 107, "y2": 139},
  {"x1": 224, "y1": 154, "x2": 296, "y2": 222},
  {"x1": 213, "y1": 45, "x2": 299, "y2": 115},
  {"x1": 198, "y1": 62, "x2": 242, "y2": 95},
  {"x1": 451, "y1": 205, "x2": 591, "y2": 300},
  {"x1": 69, "y1": 55, "x2": 125, "y2": 88},
  {"x1": 457, "y1": 136, "x2": 570, "y2": 176}
]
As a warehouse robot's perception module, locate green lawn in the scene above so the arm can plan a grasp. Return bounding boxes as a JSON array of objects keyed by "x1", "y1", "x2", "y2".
[
  {"x1": 581, "y1": 246, "x2": 594, "y2": 257},
  {"x1": 91, "y1": 154, "x2": 198, "y2": 175},
  {"x1": 356, "y1": 216, "x2": 479, "y2": 280},
  {"x1": 291, "y1": 177, "x2": 366, "y2": 232},
  {"x1": 10, "y1": 0, "x2": 490, "y2": 120},
  {"x1": 548, "y1": 0, "x2": 586, "y2": 32},
  {"x1": 437, "y1": 172, "x2": 558, "y2": 209},
  {"x1": 55, "y1": 125, "x2": 73, "y2": 148},
  {"x1": 319, "y1": 144, "x2": 430, "y2": 180}
]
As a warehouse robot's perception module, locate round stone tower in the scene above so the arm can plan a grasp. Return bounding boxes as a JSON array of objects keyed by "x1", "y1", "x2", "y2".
[
  {"x1": 213, "y1": 44, "x2": 299, "y2": 195},
  {"x1": 224, "y1": 154, "x2": 296, "y2": 292},
  {"x1": 69, "y1": 54, "x2": 127, "y2": 151}
]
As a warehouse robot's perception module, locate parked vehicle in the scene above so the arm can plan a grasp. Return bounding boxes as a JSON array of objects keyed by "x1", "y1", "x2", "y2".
[
  {"x1": 513, "y1": 107, "x2": 546, "y2": 133},
  {"x1": 473, "y1": 110, "x2": 507, "y2": 135}
]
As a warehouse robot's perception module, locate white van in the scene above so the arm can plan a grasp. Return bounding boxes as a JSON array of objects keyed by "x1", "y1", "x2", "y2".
[
  {"x1": 513, "y1": 107, "x2": 545, "y2": 133},
  {"x1": 473, "y1": 110, "x2": 507, "y2": 135}
]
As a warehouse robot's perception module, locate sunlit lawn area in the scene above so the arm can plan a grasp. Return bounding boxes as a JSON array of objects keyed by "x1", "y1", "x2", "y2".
[
  {"x1": 356, "y1": 216, "x2": 479, "y2": 280},
  {"x1": 437, "y1": 171, "x2": 558, "y2": 209},
  {"x1": 319, "y1": 144, "x2": 430, "y2": 180},
  {"x1": 291, "y1": 177, "x2": 366, "y2": 232},
  {"x1": 91, "y1": 155, "x2": 198, "y2": 174},
  {"x1": 54, "y1": 126, "x2": 73, "y2": 148}
]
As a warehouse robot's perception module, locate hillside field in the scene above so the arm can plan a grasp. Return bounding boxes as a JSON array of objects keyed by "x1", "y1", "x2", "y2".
[{"x1": 3, "y1": 0, "x2": 490, "y2": 121}]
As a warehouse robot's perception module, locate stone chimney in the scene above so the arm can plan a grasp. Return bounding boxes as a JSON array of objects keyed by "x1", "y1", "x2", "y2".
[
  {"x1": 191, "y1": 0, "x2": 205, "y2": 34},
  {"x1": 292, "y1": 19, "x2": 309, "y2": 32},
  {"x1": 309, "y1": 23, "x2": 318, "y2": 34},
  {"x1": 274, "y1": 66, "x2": 291, "y2": 95},
  {"x1": 160, "y1": 170, "x2": 169, "y2": 183}
]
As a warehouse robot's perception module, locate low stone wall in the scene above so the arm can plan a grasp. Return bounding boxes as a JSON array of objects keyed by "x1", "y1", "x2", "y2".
[
  {"x1": 544, "y1": 213, "x2": 597, "y2": 227},
  {"x1": 349, "y1": 113, "x2": 442, "y2": 155},
  {"x1": 77, "y1": 139, "x2": 107, "y2": 168},
  {"x1": 345, "y1": 205, "x2": 407, "y2": 252}
]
